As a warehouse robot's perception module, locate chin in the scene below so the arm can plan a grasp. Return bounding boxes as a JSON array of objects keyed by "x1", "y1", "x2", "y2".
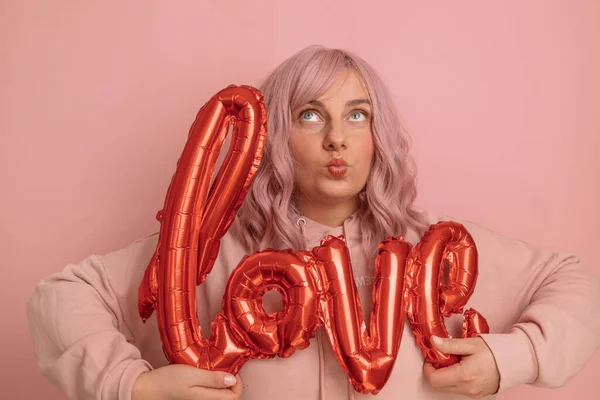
[{"x1": 317, "y1": 186, "x2": 362, "y2": 202}]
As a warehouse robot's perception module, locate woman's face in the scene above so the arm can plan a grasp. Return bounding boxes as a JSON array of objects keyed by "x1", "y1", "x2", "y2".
[{"x1": 290, "y1": 68, "x2": 375, "y2": 207}]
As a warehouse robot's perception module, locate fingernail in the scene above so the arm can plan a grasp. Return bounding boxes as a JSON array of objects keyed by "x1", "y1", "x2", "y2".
[
  {"x1": 224, "y1": 374, "x2": 236, "y2": 386},
  {"x1": 432, "y1": 336, "x2": 443, "y2": 346}
]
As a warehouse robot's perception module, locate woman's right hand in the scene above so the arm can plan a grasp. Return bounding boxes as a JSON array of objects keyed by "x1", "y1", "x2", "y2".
[{"x1": 132, "y1": 364, "x2": 243, "y2": 400}]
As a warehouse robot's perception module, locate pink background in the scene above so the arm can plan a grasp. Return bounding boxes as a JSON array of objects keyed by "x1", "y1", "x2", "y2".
[{"x1": 1, "y1": 1, "x2": 598, "y2": 398}]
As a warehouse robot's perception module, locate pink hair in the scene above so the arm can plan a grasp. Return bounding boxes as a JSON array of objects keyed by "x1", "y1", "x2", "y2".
[{"x1": 234, "y1": 45, "x2": 428, "y2": 258}]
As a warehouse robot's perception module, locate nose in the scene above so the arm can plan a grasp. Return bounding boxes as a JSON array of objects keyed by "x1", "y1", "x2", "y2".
[{"x1": 323, "y1": 122, "x2": 347, "y2": 151}]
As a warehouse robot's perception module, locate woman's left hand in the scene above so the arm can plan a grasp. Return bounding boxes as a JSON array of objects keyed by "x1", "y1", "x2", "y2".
[{"x1": 423, "y1": 336, "x2": 500, "y2": 399}]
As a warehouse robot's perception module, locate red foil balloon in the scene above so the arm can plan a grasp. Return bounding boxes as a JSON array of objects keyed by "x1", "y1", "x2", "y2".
[
  {"x1": 462, "y1": 308, "x2": 490, "y2": 339},
  {"x1": 313, "y1": 235, "x2": 412, "y2": 394},
  {"x1": 138, "y1": 85, "x2": 267, "y2": 370},
  {"x1": 135, "y1": 86, "x2": 491, "y2": 390},
  {"x1": 405, "y1": 221, "x2": 489, "y2": 368},
  {"x1": 223, "y1": 249, "x2": 322, "y2": 360}
]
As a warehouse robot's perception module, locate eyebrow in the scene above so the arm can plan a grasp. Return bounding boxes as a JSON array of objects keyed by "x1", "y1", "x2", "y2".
[
  {"x1": 346, "y1": 99, "x2": 371, "y2": 107},
  {"x1": 308, "y1": 99, "x2": 371, "y2": 108}
]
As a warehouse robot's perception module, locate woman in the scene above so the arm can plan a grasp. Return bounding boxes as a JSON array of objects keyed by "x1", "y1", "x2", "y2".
[{"x1": 26, "y1": 45, "x2": 600, "y2": 400}]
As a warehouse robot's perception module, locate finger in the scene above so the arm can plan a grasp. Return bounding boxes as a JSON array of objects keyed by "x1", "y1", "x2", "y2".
[
  {"x1": 428, "y1": 384, "x2": 465, "y2": 396},
  {"x1": 423, "y1": 362, "x2": 436, "y2": 381},
  {"x1": 432, "y1": 336, "x2": 477, "y2": 356},
  {"x1": 188, "y1": 368, "x2": 238, "y2": 389},
  {"x1": 230, "y1": 375, "x2": 243, "y2": 399},
  {"x1": 187, "y1": 386, "x2": 237, "y2": 400},
  {"x1": 424, "y1": 361, "x2": 467, "y2": 388}
]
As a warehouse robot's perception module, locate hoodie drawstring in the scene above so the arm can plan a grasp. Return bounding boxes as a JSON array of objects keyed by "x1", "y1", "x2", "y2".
[
  {"x1": 296, "y1": 217, "x2": 308, "y2": 249},
  {"x1": 342, "y1": 219, "x2": 356, "y2": 400},
  {"x1": 296, "y1": 215, "x2": 357, "y2": 400},
  {"x1": 317, "y1": 328, "x2": 326, "y2": 400}
]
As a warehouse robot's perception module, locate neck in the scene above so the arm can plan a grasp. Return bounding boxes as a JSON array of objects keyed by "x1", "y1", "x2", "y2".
[{"x1": 296, "y1": 197, "x2": 359, "y2": 227}]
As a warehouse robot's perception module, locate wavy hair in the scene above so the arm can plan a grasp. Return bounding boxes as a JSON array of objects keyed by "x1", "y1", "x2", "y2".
[{"x1": 233, "y1": 45, "x2": 427, "y2": 258}]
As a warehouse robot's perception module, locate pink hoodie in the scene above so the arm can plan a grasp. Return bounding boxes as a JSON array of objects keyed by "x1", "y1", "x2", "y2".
[{"x1": 26, "y1": 211, "x2": 600, "y2": 400}]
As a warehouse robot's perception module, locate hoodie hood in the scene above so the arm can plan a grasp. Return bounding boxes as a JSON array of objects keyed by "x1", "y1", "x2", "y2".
[{"x1": 295, "y1": 210, "x2": 362, "y2": 251}]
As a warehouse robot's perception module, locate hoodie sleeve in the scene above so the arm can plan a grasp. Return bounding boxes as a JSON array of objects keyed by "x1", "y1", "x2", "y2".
[
  {"x1": 26, "y1": 253, "x2": 153, "y2": 400},
  {"x1": 457, "y1": 220, "x2": 600, "y2": 394}
]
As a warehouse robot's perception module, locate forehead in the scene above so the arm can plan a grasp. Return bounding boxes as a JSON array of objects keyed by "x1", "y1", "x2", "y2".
[{"x1": 315, "y1": 68, "x2": 370, "y2": 105}]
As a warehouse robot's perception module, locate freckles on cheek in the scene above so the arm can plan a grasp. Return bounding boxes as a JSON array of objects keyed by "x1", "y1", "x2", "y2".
[
  {"x1": 290, "y1": 137, "x2": 312, "y2": 168},
  {"x1": 291, "y1": 149, "x2": 306, "y2": 169}
]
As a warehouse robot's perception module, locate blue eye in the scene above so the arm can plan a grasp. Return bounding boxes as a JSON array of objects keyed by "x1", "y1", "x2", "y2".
[
  {"x1": 300, "y1": 110, "x2": 320, "y2": 122},
  {"x1": 349, "y1": 111, "x2": 367, "y2": 121}
]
